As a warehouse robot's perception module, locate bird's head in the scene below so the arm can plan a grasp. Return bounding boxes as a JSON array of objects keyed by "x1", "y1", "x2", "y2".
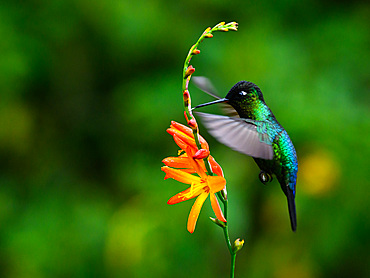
[
  {"x1": 225, "y1": 81, "x2": 265, "y2": 108},
  {"x1": 192, "y1": 81, "x2": 265, "y2": 111}
]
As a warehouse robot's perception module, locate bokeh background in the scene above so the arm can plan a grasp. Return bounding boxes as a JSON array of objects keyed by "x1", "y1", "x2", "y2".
[{"x1": 0, "y1": 0, "x2": 369, "y2": 277}]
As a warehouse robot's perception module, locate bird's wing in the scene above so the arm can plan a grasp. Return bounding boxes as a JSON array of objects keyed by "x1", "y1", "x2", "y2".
[
  {"x1": 246, "y1": 119, "x2": 276, "y2": 146},
  {"x1": 192, "y1": 76, "x2": 220, "y2": 99},
  {"x1": 195, "y1": 112, "x2": 274, "y2": 160},
  {"x1": 192, "y1": 76, "x2": 239, "y2": 117}
]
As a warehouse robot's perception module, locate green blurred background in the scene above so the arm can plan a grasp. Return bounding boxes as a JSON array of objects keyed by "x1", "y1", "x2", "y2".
[{"x1": 0, "y1": 0, "x2": 369, "y2": 277}]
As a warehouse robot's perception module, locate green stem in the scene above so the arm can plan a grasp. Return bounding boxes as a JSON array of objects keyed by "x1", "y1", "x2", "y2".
[
  {"x1": 230, "y1": 252, "x2": 236, "y2": 278},
  {"x1": 218, "y1": 191, "x2": 237, "y2": 277}
]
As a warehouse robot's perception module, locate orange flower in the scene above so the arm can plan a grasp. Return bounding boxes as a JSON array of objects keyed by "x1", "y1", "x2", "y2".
[
  {"x1": 162, "y1": 121, "x2": 226, "y2": 233},
  {"x1": 164, "y1": 121, "x2": 223, "y2": 177}
]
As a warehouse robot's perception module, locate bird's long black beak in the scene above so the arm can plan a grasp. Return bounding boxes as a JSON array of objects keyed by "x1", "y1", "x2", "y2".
[
  {"x1": 192, "y1": 98, "x2": 229, "y2": 110},
  {"x1": 286, "y1": 189, "x2": 297, "y2": 232}
]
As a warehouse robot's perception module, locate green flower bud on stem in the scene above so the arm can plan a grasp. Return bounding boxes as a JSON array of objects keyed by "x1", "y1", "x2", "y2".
[
  {"x1": 221, "y1": 188, "x2": 227, "y2": 200},
  {"x1": 232, "y1": 238, "x2": 244, "y2": 253},
  {"x1": 210, "y1": 217, "x2": 227, "y2": 228}
]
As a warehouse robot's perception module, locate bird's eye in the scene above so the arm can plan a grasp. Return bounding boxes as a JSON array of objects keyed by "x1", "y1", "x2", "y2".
[{"x1": 239, "y1": 91, "x2": 247, "y2": 96}]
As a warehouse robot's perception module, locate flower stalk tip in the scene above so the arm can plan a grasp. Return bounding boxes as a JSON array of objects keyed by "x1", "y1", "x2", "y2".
[{"x1": 203, "y1": 27, "x2": 212, "y2": 34}]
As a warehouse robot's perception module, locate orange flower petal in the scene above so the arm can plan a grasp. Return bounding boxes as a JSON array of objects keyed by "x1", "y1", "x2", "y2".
[
  {"x1": 172, "y1": 131, "x2": 198, "y2": 150},
  {"x1": 167, "y1": 187, "x2": 202, "y2": 205},
  {"x1": 209, "y1": 156, "x2": 224, "y2": 177},
  {"x1": 178, "y1": 168, "x2": 197, "y2": 174},
  {"x1": 161, "y1": 166, "x2": 200, "y2": 184},
  {"x1": 207, "y1": 176, "x2": 226, "y2": 193},
  {"x1": 170, "y1": 121, "x2": 193, "y2": 138},
  {"x1": 185, "y1": 146, "x2": 207, "y2": 180},
  {"x1": 173, "y1": 134, "x2": 197, "y2": 152},
  {"x1": 162, "y1": 156, "x2": 191, "y2": 168},
  {"x1": 170, "y1": 121, "x2": 209, "y2": 150},
  {"x1": 167, "y1": 126, "x2": 193, "y2": 142},
  {"x1": 210, "y1": 193, "x2": 226, "y2": 222},
  {"x1": 187, "y1": 192, "x2": 208, "y2": 233},
  {"x1": 197, "y1": 134, "x2": 209, "y2": 151}
]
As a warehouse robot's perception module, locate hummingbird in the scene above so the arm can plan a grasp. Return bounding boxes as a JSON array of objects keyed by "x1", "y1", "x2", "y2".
[{"x1": 192, "y1": 77, "x2": 298, "y2": 231}]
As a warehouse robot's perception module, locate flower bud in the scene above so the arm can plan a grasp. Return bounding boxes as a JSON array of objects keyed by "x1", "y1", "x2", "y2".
[
  {"x1": 203, "y1": 27, "x2": 211, "y2": 34},
  {"x1": 204, "y1": 33, "x2": 213, "y2": 38},
  {"x1": 185, "y1": 65, "x2": 195, "y2": 78},
  {"x1": 187, "y1": 118, "x2": 197, "y2": 129},
  {"x1": 227, "y1": 22, "x2": 238, "y2": 31},
  {"x1": 221, "y1": 187, "x2": 227, "y2": 200},
  {"x1": 192, "y1": 48, "x2": 201, "y2": 55},
  {"x1": 210, "y1": 217, "x2": 226, "y2": 228},
  {"x1": 232, "y1": 238, "x2": 244, "y2": 253},
  {"x1": 183, "y1": 90, "x2": 190, "y2": 102},
  {"x1": 193, "y1": 149, "x2": 210, "y2": 160}
]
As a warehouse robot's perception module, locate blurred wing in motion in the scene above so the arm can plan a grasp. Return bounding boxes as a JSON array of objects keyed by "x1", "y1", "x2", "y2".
[
  {"x1": 192, "y1": 76, "x2": 238, "y2": 117},
  {"x1": 195, "y1": 112, "x2": 274, "y2": 160},
  {"x1": 192, "y1": 76, "x2": 221, "y2": 99}
]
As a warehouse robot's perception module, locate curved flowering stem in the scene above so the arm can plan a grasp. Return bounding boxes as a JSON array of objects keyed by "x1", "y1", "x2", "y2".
[
  {"x1": 182, "y1": 21, "x2": 238, "y2": 121},
  {"x1": 182, "y1": 21, "x2": 238, "y2": 173},
  {"x1": 180, "y1": 21, "x2": 243, "y2": 278}
]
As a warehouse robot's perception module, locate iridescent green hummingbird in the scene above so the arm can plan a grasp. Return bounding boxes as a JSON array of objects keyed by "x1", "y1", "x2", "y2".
[{"x1": 192, "y1": 77, "x2": 298, "y2": 231}]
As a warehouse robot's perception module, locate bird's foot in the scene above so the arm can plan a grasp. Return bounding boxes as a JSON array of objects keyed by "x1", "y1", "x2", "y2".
[{"x1": 259, "y1": 171, "x2": 273, "y2": 184}]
